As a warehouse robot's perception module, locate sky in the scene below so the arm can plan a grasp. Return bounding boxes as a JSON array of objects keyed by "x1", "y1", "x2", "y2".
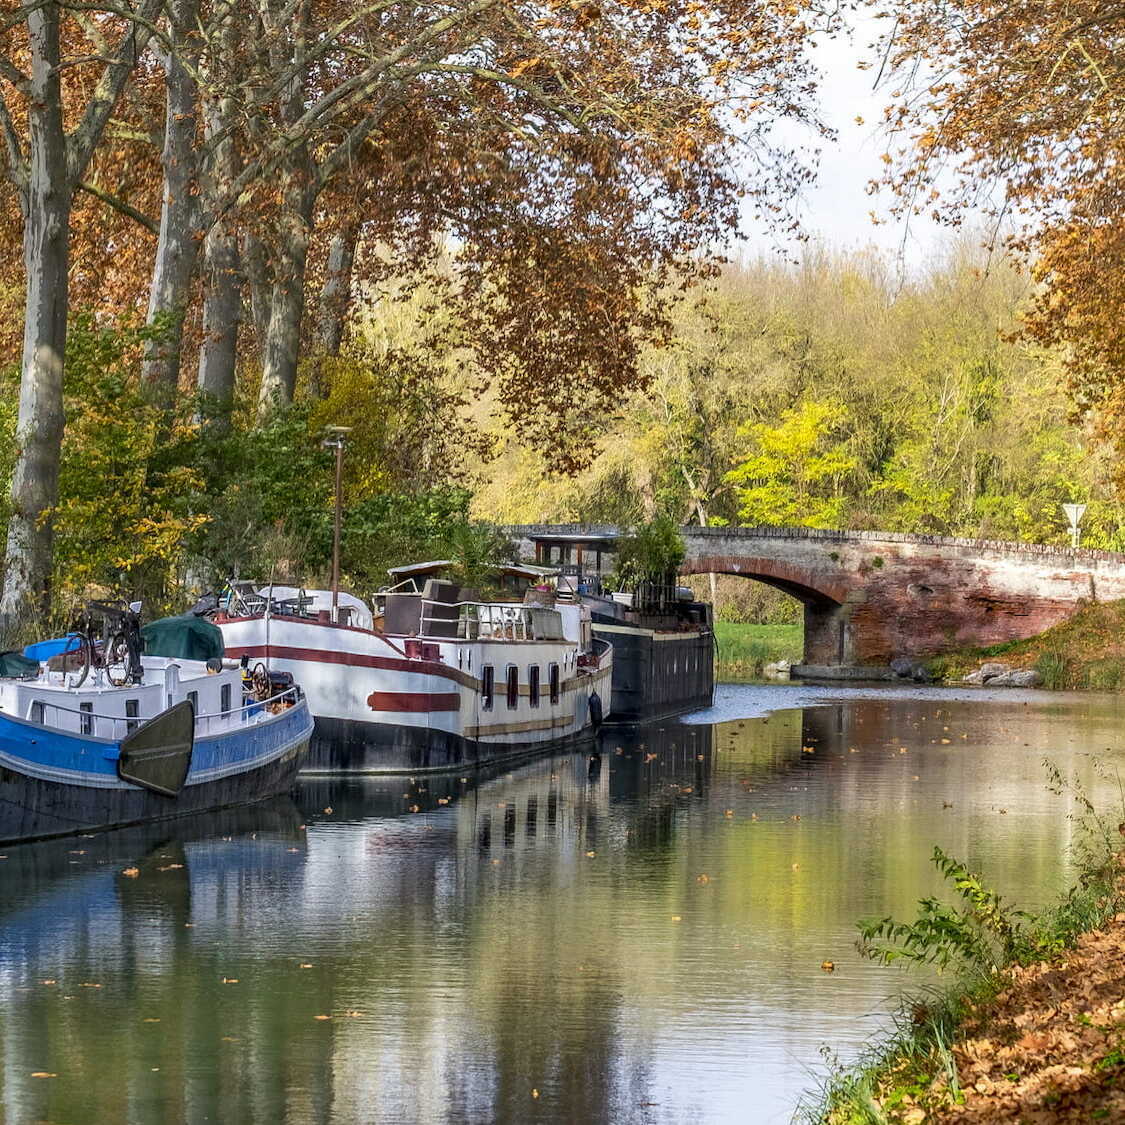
[{"x1": 737, "y1": 21, "x2": 960, "y2": 272}]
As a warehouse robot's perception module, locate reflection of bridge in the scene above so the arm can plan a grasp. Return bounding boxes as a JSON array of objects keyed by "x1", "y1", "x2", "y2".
[{"x1": 507, "y1": 524, "x2": 1125, "y2": 673}]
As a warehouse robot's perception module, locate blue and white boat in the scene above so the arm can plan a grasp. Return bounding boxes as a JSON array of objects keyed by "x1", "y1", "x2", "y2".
[{"x1": 0, "y1": 615, "x2": 313, "y2": 845}]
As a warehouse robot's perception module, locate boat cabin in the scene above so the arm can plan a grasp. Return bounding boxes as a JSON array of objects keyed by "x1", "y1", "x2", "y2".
[{"x1": 0, "y1": 656, "x2": 249, "y2": 740}]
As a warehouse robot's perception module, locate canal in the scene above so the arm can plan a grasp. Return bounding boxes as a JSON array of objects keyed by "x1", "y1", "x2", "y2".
[{"x1": 2, "y1": 683, "x2": 1124, "y2": 1123}]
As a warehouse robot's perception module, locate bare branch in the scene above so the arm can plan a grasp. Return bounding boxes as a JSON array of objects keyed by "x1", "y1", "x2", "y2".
[
  {"x1": 67, "y1": 0, "x2": 167, "y2": 183},
  {"x1": 0, "y1": 86, "x2": 27, "y2": 189},
  {"x1": 0, "y1": 54, "x2": 31, "y2": 95},
  {"x1": 77, "y1": 177, "x2": 158, "y2": 233}
]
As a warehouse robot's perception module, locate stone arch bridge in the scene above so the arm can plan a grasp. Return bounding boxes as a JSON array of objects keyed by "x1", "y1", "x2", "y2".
[{"x1": 506, "y1": 525, "x2": 1125, "y2": 673}]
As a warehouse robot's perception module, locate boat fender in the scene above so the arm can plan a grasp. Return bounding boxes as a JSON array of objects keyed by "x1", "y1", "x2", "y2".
[{"x1": 588, "y1": 691, "x2": 603, "y2": 728}]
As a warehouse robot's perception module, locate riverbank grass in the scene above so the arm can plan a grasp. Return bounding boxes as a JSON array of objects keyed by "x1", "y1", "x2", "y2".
[
  {"x1": 713, "y1": 622, "x2": 802, "y2": 680},
  {"x1": 804, "y1": 768, "x2": 1125, "y2": 1123},
  {"x1": 928, "y1": 597, "x2": 1125, "y2": 690}
]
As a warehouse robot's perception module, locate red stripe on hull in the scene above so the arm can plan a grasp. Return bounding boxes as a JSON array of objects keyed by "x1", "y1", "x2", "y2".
[
  {"x1": 367, "y1": 692, "x2": 461, "y2": 713},
  {"x1": 224, "y1": 644, "x2": 462, "y2": 682}
]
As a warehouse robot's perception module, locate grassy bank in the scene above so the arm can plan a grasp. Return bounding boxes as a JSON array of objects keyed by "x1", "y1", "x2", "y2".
[
  {"x1": 804, "y1": 776, "x2": 1125, "y2": 1123},
  {"x1": 713, "y1": 621, "x2": 802, "y2": 681},
  {"x1": 929, "y1": 598, "x2": 1125, "y2": 690}
]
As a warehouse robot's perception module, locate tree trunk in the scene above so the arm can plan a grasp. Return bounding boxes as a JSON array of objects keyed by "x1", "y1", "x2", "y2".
[
  {"x1": 318, "y1": 221, "x2": 359, "y2": 356},
  {"x1": 1, "y1": 4, "x2": 69, "y2": 627},
  {"x1": 257, "y1": 160, "x2": 316, "y2": 418},
  {"x1": 196, "y1": 29, "x2": 242, "y2": 416},
  {"x1": 197, "y1": 226, "x2": 241, "y2": 410},
  {"x1": 308, "y1": 219, "x2": 359, "y2": 397},
  {"x1": 142, "y1": 0, "x2": 203, "y2": 401}
]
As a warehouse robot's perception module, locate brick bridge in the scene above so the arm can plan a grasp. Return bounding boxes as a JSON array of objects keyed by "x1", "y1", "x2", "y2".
[{"x1": 506, "y1": 525, "x2": 1125, "y2": 673}]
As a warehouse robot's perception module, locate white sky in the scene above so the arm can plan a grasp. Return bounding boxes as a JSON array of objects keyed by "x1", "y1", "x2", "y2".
[{"x1": 737, "y1": 20, "x2": 960, "y2": 271}]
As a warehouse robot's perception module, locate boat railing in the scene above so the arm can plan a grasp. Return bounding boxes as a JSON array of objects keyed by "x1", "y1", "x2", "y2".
[{"x1": 25, "y1": 686, "x2": 301, "y2": 741}]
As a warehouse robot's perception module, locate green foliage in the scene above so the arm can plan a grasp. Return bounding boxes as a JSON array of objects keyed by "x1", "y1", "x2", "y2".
[
  {"x1": 443, "y1": 521, "x2": 518, "y2": 592},
  {"x1": 611, "y1": 514, "x2": 686, "y2": 589},
  {"x1": 713, "y1": 622, "x2": 802, "y2": 679},
  {"x1": 473, "y1": 247, "x2": 1125, "y2": 589},
  {"x1": 53, "y1": 314, "x2": 208, "y2": 614},
  {"x1": 727, "y1": 399, "x2": 858, "y2": 528},
  {"x1": 857, "y1": 847, "x2": 1028, "y2": 974}
]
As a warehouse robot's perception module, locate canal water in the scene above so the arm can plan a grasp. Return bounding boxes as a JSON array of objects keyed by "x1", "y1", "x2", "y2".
[{"x1": 3, "y1": 683, "x2": 1125, "y2": 1124}]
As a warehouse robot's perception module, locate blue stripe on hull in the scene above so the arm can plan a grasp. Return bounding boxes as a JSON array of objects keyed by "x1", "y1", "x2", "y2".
[
  {"x1": 0, "y1": 705, "x2": 313, "y2": 845},
  {"x1": 0, "y1": 705, "x2": 312, "y2": 788}
]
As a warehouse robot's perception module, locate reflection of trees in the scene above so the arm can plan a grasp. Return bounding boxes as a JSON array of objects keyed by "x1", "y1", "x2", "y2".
[{"x1": 1, "y1": 699, "x2": 1120, "y2": 1122}]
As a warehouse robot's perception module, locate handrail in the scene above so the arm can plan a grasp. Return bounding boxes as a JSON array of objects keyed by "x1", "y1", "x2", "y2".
[{"x1": 24, "y1": 686, "x2": 301, "y2": 740}]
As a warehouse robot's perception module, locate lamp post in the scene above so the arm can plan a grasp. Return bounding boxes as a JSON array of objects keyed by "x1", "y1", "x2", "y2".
[
  {"x1": 321, "y1": 426, "x2": 352, "y2": 620},
  {"x1": 1062, "y1": 502, "x2": 1087, "y2": 550}
]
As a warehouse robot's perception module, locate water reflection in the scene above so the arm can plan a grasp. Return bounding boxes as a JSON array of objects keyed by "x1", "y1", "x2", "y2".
[{"x1": 2, "y1": 690, "x2": 1124, "y2": 1123}]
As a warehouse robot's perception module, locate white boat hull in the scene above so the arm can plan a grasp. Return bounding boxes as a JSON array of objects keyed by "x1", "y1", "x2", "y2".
[{"x1": 216, "y1": 613, "x2": 612, "y2": 773}]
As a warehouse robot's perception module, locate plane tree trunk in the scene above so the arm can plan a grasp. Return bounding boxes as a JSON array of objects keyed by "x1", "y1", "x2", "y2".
[
  {"x1": 142, "y1": 0, "x2": 204, "y2": 401},
  {"x1": 2, "y1": 5, "x2": 70, "y2": 625}
]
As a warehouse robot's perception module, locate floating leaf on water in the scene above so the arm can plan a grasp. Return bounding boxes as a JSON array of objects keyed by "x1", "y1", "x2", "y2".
[
  {"x1": 696, "y1": 874, "x2": 710, "y2": 884},
  {"x1": 143, "y1": 1018, "x2": 161, "y2": 1023},
  {"x1": 122, "y1": 868, "x2": 140, "y2": 878},
  {"x1": 532, "y1": 1089, "x2": 540, "y2": 1099},
  {"x1": 723, "y1": 809, "x2": 734, "y2": 818},
  {"x1": 323, "y1": 807, "x2": 333, "y2": 815},
  {"x1": 671, "y1": 915, "x2": 682, "y2": 922},
  {"x1": 40, "y1": 980, "x2": 56, "y2": 986},
  {"x1": 585, "y1": 851, "x2": 596, "y2": 858},
  {"x1": 299, "y1": 963, "x2": 313, "y2": 969},
  {"x1": 314, "y1": 1014, "x2": 332, "y2": 1021},
  {"x1": 821, "y1": 961, "x2": 835, "y2": 972},
  {"x1": 222, "y1": 978, "x2": 239, "y2": 984},
  {"x1": 30, "y1": 1072, "x2": 56, "y2": 1079},
  {"x1": 79, "y1": 982, "x2": 101, "y2": 989}
]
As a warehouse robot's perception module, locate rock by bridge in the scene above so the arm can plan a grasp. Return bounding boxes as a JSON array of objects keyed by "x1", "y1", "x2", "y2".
[{"x1": 506, "y1": 524, "x2": 1125, "y2": 674}]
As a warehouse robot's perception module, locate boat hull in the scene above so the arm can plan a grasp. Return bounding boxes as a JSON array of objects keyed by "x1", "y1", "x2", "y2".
[
  {"x1": 305, "y1": 714, "x2": 599, "y2": 774},
  {"x1": 217, "y1": 613, "x2": 613, "y2": 775},
  {"x1": 0, "y1": 705, "x2": 312, "y2": 846},
  {"x1": 592, "y1": 623, "x2": 714, "y2": 723}
]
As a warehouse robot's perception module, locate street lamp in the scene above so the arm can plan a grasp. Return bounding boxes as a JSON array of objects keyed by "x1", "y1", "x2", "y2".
[
  {"x1": 321, "y1": 426, "x2": 352, "y2": 620},
  {"x1": 1062, "y1": 502, "x2": 1087, "y2": 550}
]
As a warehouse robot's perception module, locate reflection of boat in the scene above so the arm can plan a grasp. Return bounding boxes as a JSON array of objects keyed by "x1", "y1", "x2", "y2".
[
  {"x1": 0, "y1": 609, "x2": 313, "y2": 845},
  {"x1": 213, "y1": 577, "x2": 612, "y2": 774}
]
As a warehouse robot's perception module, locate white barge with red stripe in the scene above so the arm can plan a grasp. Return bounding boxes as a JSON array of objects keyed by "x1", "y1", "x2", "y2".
[{"x1": 213, "y1": 584, "x2": 612, "y2": 774}]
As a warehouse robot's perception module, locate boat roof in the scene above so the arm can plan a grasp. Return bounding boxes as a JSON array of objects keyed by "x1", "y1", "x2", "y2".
[
  {"x1": 386, "y1": 560, "x2": 547, "y2": 582},
  {"x1": 526, "y1": 532, "x2": 619, "y2": 547}
]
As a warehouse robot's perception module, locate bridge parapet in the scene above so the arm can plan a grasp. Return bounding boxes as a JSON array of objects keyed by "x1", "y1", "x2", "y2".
[{"x1": 505, "y1": 523, "x2": 1125, "y2": 669}]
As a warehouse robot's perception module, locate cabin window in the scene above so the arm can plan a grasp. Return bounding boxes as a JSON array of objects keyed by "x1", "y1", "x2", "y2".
[
  {"x1": 80, "y1": 701, "x2": 93, "y2": 736},
  {"x1": 125, "y1": 698, "x2": 140, "y2": 733},
  {"x1": 528, "y1": 665, "x2": 540, "y2": 708},
  {"x1": 549, "y1": 663, "x2": 560, "y2": 705},
  {"x1": 186, "y1": 691, "x2": 198, "y2": 718},
  {"x1": 30, "y1": 700, "x2": 44, "y2": 725},
  {"x1": 506, "y1": 665, "x2": 519, "y2": 710},
  {"x1": 481, "y1": 665, "x2": 494, "y2": 711},
  {"x1": 221, "y1": 683, "x2": 232, "y2": 714}
]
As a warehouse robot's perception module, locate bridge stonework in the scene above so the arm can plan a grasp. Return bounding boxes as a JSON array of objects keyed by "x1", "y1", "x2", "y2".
[{"x1": 506, "y1": 524, "x2": 1125, "y2": 670}]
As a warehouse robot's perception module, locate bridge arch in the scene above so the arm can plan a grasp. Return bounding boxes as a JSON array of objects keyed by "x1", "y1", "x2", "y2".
[{"x1": 680, "y1": 554, "x2": 852, "y2": 666}]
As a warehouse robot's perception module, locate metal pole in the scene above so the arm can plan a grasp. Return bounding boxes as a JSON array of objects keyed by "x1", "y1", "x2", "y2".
[{"x1": 332, "y1": 439, "x2": 343, "y2": 621}]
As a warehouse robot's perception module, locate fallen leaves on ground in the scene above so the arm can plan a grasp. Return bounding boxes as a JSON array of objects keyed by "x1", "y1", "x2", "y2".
[{"x1": 876, "y1": 890, "x2": 1125, "y2": 1122}]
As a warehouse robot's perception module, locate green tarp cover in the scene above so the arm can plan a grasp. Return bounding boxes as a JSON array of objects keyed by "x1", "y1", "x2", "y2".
[
  {"x1": 0, "y1": 650, "x2": 39, "y2": 678},
  {"x1": 141, "y1": 614, "x2": 225, "y2": 661}
]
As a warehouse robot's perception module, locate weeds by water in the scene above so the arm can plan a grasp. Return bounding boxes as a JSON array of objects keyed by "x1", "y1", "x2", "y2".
[
  {"x1": 714, "y1": 622, "x2": 802, "y2": 680},
  {"x1": 798, "y1": 761, "x2": 1125, "y2": 1124}
]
